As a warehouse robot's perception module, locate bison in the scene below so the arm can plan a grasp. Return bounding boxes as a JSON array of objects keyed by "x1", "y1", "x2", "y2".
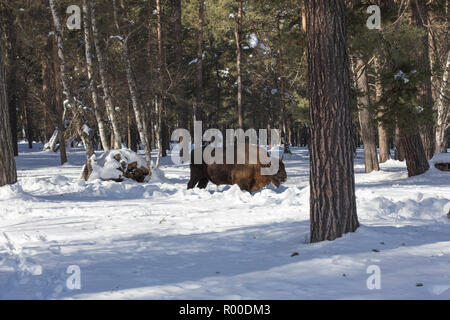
[{"x1": 187, "y1": 144, "x2": 287, "y2": 193}]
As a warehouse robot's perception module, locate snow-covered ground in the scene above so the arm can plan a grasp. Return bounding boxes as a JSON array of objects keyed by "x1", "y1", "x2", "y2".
[{"x1": 0, "y1": 142, "x2": 449, "y2": 299}]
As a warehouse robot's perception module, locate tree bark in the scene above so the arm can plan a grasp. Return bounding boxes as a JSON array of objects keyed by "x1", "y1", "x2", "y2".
[
  {"x1": 277, "y1": 11, "x2": 290, "y2": 152},
  {"x1": 374, "y1": 57, "x2": 390, "y2": 163},
  {"x1": 155, "y1": 96, "x2": 163, "y2": 168},
  {"x1": 50, "y1": 35, "x2": 68, "y2": 165},
  {"x1": 22, "y1": 103, "x2": 33, "y2": 149},
  {"x1": 113, "y1": 0, "x2": 152, "y2": 173},
  {"x1": 49, "y1": 0, "x2": 94, "y2": 168},
  {"x1": 156, "y1": 0, "x2": 167, "y2": 159},
  {"x1": 435, "y1": 50, "x2": 450, "y2": 153},
  {"x1": 306, "y1": 0, "x2": 359, "y2": 243},
  {"x1": 412, "y1": 0, "x2": 435, "y2": 159},
  {"x1": 4, "y1": 13, "x2": 19, "y2": 156},
  {"x1": 90, "y1": 0, "x2": 122, "y2": 149},
  {"x1": 194, "y1": 0, "x2": 204, "y2": 122},
  {"x1": 354, "y1": 58, "x2": 379, "y2": 172},
  {"x1": 0, "y1": 27, "x2": 17, "y2": 186},
  {"x1": 235, "y1": 0, "x2": 243, "y2": 128},
  {"x1": 127, "y1": 103, "x2": 138, "y2": 152},
  {"x1": 171, "y1": 0, "x2": 187, "y2": 129},
  {"x1": 400, "y1": 131, "x2": 430, "y2": 177},
  {"x1": 82, "y1": 0, "x2": 110, "y2": 152},
  {"x1": 394, "y1": 123, "x2": 405, "y2": 161}
]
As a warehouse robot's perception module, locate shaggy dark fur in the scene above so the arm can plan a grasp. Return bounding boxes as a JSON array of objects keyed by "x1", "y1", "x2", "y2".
[{"x1": 187, "y1": 144, "x2": 287, "y2": 192}]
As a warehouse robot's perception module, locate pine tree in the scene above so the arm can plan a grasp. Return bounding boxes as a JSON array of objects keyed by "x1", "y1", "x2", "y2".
[
  {"x1": 0, "y1": 24, "x2": 17, "y2": 186},
  {"x1": 306, "y1": 0, "x2": 359, "y2": 242}
]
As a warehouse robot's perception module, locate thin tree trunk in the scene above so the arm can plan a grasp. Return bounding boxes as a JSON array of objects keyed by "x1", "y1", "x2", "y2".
[
  {"x1": 394, "y1": 123, "x2": 405, "y2": 161},
  {"x1": 156, "y1": 0, "x2": 166, "y2": 160},
  {"x1": 435, "y1": 50, "x2": 450, "y2": 154},
  {"x1": 49, "y1": 0, "x2": 94, "y2": 169},
  {"x1": 277, "y1": 11, "x2": 291, "y2": 154},
  {"x1": 235, "y1": 0, "x2": 243, "y2": 128},
  {"x1": 113, "y1": 0, "x2": 152, "y2": 173},
  {"x1": 127, "y1": 103, "x2": 138, "y2": 152},
  {"x1": 306, "y1": 0, "x2": 359, "y2": 243},
  {"x1": 50, "y1": 34, "x2": 67, "y2": 164},
  {"x1": 412, "y1": 0, "x2": 435, "y2": 159},
  {"x1": 155, "y1": 97, "x2": 163, "y2": 168},
  {"x1": 5, "y1": 14, "x2": 19, "y2": 156},
  {"x1": 82, "y1": 0, "x2": 109, "y2": 152},
  {"x1": 171, "y1": 0, "x2": 187, "y2": 129},
  {"x1": 0, "y1": 28, "x2": 17, "y2": 186},
  {"x1": 22, "y1": 103, "x2": 33, "y2": 149},
  {"x1": 354, "y1": 58, "x2": 379, "y2": 172},
  {"x1": 301, "y1": 1, "x2": 307, "y2": 33},
  {"x1": 194, "y1": 0, "x2": 204, "y2": 122},
  {"x1": 374, "y1": 57, "x2": 390, "y2": 163},
  {"x1": 90, "y1": 0, "x2": 122, "y2": 149}
]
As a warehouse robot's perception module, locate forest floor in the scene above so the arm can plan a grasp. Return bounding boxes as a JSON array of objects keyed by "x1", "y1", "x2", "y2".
[{"x1": 0, "y1": 142, "x2": 449, "y2": 299}]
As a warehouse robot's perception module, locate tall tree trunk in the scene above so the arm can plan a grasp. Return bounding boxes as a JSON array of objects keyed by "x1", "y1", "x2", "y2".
[
  {"x1": 22, "y1": 103, "x2": 33, "y2": 149},
  {"x1": 90, "y1": 0, "x2": 122, "y2": 149},
  {"x1": 5, "y1": 13, "x2": 19, "y2": 156},
  {"x1": 113, "y1": 0, "x2": 153, "y2": 173},
  {"x1": 156, "y1": 0, "x2": 166, "y2": 159},
  {"x1": 301, "y1": 1, "x2": 307, "y2": 33},
  {"x1": 155, "y1": 96, "x2": 163, "y2": 168},
  {"x1": 82, "y1": 0, "x2": 109, "y2": 152},
  {"x1": 306, "y1": 0, "x2": 359, "y2": 243},
  {"x1": 394, "y1": 123, "x2": 405, "y2": 161},
  {"x1": 194, "y1": 0, "x2": 204, "y2": 122},
  {"x1": 354, "y1": 58, "x2": 379, "y2": 172},
  {"x1": 49, "y1": 0, "x2": 94, "y2": 168},
  {"x1": 235, "y1": 0, "x2": 243, "y2": 128},
  {"x1": 435, "y1": 50, "x2": 450, "y2": 153},
  {"x1": 277, "y1": 11, "x2": 291, "y2": 154},
  {"x1": 171, "y1": 0, "x2": 187, "y2": 129},
  {"x1": 374, "y1": 57, "x2": 390, "y2": 163},
  {"x1": 49, "y1": 34, "x2": 68, "y2": 164},
  {"x1": 0, "y1": 27, "x2": 17, "y2": 186},
  {"x1": 127, "y1": 103, "x2": 138, "y2": 152},
  {"x1": 412, "y1": 0, "x2": 435, "y2": 159},
  {"x1": 400, "y1": 131, "x2": 430, "y2": 177}
]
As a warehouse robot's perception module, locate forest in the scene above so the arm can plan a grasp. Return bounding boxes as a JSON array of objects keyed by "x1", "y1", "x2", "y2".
[{"x1": 0, "y1": 0, "x2": 449, "y2": 300}]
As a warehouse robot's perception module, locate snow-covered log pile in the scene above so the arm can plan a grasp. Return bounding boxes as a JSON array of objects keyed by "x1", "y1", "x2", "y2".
[
  {"x1": 430, "y1": 153, "x2": 450, "y2": 171},
  {"x1": 82, "y1": 149, "x2": 150, "y2": 182}
]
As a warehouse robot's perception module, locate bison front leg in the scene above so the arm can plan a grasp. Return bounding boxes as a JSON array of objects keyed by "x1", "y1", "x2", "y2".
[
  {"x1": 187, "y1": 178, "x2": 198, "y2": 189},
  {"x1": 188, "y1": 165, "x2": 205, "y2": 189},
  {"x1": 197, "y1": 178, "x2": 209, "y2": 189}
]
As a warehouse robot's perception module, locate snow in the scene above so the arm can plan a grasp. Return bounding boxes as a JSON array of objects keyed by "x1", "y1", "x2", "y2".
[
  {"x1": 43, "y1": 130, "x2": 59, "y2": 150},
  {"x1": 247, "y1": 33, "x2": 258, "y2": 48},
  {"x1": 0, "y1": 142, "x2": 449, "y2": 299},
  {"x1": 188, "y1": 58, "x2": 198, "y2": 66},
  {"x1": 394, "y1": 70, "x2": 409, "y2": 83},
  {"x1": 82, "y1": 124, "x2": 91, "y2": 136},
  {"x1": 110, "y1": 35, "x2": 124, "y2": 42},
  {"x1": 430, "y1": 153, "x2": 450, "y2": 165}
]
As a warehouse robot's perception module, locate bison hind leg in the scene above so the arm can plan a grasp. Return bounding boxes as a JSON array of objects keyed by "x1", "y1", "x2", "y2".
[{"x1": 270, "y1": 176, "x2": 281, "y2": 188}]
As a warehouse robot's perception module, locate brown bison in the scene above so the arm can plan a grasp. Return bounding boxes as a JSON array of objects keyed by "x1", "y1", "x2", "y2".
[{"x1": 187, "y1": 144, "x2": 287, "y2": 192}]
